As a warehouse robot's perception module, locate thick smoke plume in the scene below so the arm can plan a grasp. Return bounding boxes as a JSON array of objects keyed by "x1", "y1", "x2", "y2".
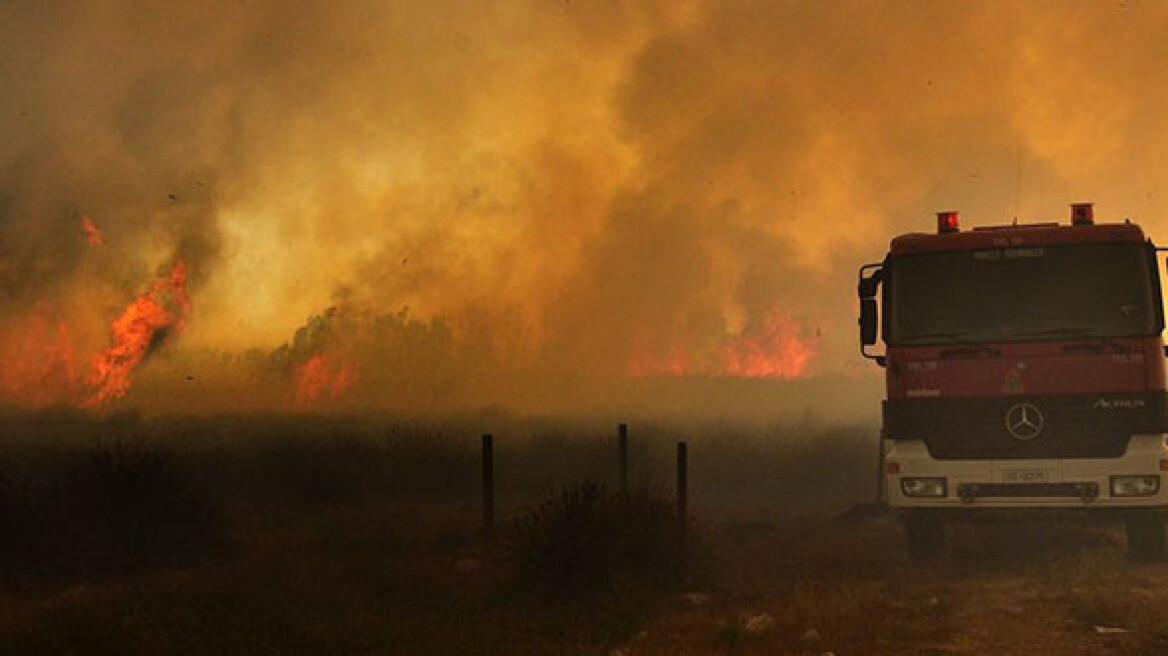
[{"x1": 3, "y1": 1, "x2": 1168, "y2": 419}]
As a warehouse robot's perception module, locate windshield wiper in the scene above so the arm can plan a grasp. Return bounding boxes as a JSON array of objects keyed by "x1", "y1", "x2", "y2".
[
  {"x1": 905, "y1": 331, "x2": 971, "y2": 341},
  {"x1": 899, "y1": 331, "x2": 999, "y2": 358},
  {"x1": 1015, "y1": 328, "x2": 1130, "y2": 353},
  {"x1": 1015, "y1": 328, "x2": 1097, "y2": 338}
]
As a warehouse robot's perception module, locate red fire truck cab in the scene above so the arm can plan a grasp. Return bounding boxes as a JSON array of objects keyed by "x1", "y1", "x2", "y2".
[{"x1": 859, "y1": 204, "x2": 1168, "y2": 560}]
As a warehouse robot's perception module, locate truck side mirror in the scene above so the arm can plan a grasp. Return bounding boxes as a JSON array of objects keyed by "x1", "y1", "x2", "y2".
[
  {"x1": 858, "y1": 277, "x2": 879, "y2": 299},
  {"x1": 858, "y1": 263, "x2": 885, "y2": 366},
  {"x1": 860, "y1": 298, "x2": 878, "y2": 345}
]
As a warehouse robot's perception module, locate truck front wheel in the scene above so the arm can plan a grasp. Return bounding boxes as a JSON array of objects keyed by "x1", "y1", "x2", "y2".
[
  {"x1": 905, "y1": 511, "x2": 945, "y2": 561},
  {"x1": 1125, "y1": 513, "x2": 1165, "y2": 561}
]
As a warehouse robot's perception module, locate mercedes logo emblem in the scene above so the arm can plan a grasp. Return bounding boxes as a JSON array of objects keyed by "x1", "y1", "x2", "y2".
[{"x1": 1005, "y1": 403, "x2": 1044, "y2": 441}]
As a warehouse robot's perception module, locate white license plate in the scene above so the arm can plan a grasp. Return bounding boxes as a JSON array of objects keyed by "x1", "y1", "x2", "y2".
[{"x1": 1001, "y1": 469, "x2": 1050, "y2": 483}]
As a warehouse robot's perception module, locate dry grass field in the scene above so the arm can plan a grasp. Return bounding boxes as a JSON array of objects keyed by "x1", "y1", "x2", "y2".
[{"x1": 0, "y1": 411, "x2": 1165, "y2": 655}]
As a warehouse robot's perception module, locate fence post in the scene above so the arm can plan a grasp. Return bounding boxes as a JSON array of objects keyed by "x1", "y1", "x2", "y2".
[
  {"x1": 618, "y1": 423, "x2": 629, "y2": 495},
  {"x1": 482, "y1": 433, "x2": 494, "y2": 540},
  {"x1": 676, "y1": 441, "x2": 688, "y2": 538}
]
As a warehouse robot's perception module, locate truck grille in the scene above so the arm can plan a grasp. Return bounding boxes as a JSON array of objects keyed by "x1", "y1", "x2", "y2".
[
  {"x1": 956, "y1": 483, "x2": 1099, "y2": 498},
  {"x1": 884, "y1": 392, "x2": 1168, "y2": 460}
]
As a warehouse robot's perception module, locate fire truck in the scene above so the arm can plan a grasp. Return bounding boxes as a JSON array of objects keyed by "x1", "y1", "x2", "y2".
[{"x1": 859, "y1": 204, "x2": 1168, "y2": 560}]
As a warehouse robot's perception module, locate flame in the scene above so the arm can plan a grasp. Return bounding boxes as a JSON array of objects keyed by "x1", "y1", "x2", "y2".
[
  {"x1": 81, "y1": 215, "x2": 103, "y2": 247},
  {"x1": 0, "y1": 309, "x2": 82, "y2": 407},
  {"x1": 630, "y1": 309, "x2": 817, "y2": 379},
  {"x1": 720, "y1": 312, "x2": 817, "y2": 379},
  {"x1": 82, "y1": 260, "x2": 191, "y2": 407},
  {"x1": 293, "y1": 352, "x2": 356, "y2": 409}
]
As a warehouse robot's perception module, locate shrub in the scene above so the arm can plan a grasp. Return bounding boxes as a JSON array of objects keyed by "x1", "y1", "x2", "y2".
[
  {"x1": 65, "y1": 440, "x2": 225, "y2": 571},
  {"x1": 0, "y1": 467, "x2": 40, "y2": 575},
  {"x1": 509, "y1": 481, "x2": 690, "y2": 600}
]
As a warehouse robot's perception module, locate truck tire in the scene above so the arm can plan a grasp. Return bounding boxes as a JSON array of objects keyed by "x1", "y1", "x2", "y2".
[
  {"x1": 905, "y1": 512, "x2": 945, "y2": 561},
  {"x1": 1126, "y1": 513, "x2": 1165, "y2": 561}
]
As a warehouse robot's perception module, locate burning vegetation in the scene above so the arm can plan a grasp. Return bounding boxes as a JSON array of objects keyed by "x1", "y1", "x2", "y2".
[
  {"x1": 629, "y1": 310, "x2": 818, "y2": 380},
  {"x1": 0, "y1": 259, "x2": 190, "y2": 410},
  {"x1": 0, "y1": 214, "x2": 193, "y2": 409},
  {"x1": 0, "y1": 206, "x2": 825, "y2": 415},
  {"x1": 0, "y1": 308, "x2": 82, "y2": 407},
  {"x1": 292, "y1": 354, "x2": 356, "y2": 409}
]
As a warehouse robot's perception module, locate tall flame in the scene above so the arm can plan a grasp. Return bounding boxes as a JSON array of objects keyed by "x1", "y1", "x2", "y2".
[{"x1": 82, "y1": 260, "x2": 191, "y2": 407}]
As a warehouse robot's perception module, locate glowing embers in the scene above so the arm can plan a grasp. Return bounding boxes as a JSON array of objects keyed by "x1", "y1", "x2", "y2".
[
  {"x1": 83, "y1": 261, "x2": 191, "y2": 408},
  {"x1": 81, "y1": 215, "x2": 103, "y2": 247},
  {"x1": 630, "y1": 310, "x2": 817, "y2": 379},
  {"x1": 293, "y1": 352, "x2": 356, "y2": 409}
]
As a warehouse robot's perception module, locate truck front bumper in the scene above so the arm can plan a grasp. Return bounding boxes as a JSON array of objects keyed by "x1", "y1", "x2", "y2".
[{"x1": 885, "y1": 434, "x2": 1168, "y2": 509}]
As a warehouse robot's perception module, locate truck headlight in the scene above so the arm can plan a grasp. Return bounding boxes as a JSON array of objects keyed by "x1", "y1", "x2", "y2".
[
  {"x1": 901, "y1": 477, "x2": 947, "y2": 497},
  {"x1": 1110, "y1": 475, "x2": 1161, "y2": 497}
]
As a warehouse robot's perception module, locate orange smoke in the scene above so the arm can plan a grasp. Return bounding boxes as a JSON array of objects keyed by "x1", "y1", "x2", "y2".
[
  {"x1": 293, "y1": 352, "x2": 356, "y2": 409},
  {"x1": 83, "y1": 260, "x2": 191, "y2": 408},
  {"x1": 81, "y1": 215, "x2": 103, "y2": 247},
  {"x1": 630, "y1": 310, "x2": 817, "y2": 379}
]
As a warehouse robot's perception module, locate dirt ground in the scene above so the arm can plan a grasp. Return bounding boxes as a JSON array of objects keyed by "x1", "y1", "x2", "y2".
[
  {"x1": 665, "y1": 516, "x2": 1168, "y2": 656},
  {"x1": 4, "y1": 505, "x2": 1167, "y2": 656},
  {"x1": 1, "y1": 417, "x2": 1166, "y2": 655}
]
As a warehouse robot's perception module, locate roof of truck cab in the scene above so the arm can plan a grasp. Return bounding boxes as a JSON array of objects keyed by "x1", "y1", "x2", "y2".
[{"x1": 888, "y1": 222, "x2": 1147, "y2": 256}]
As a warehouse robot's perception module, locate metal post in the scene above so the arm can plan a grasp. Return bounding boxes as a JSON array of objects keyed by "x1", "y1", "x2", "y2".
[
  {"x1": 676, "y1": 441, "x2": 688, "y2": 537},
  {"x1": 482, "y1": 433, "x2": 494, "y2": 540},
  {"x1": 618, "y1": 423, "x2": 629, "y2": 495}
]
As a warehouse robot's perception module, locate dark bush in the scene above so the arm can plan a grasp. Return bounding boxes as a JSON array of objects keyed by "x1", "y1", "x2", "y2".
[
  {"x1": 65, "y1": 440, "x2": 226, "y2": 571},
  {"x1": 264, "y1": 438, "x2": 377, "y2": 508},
  {"x1": 0, "y1": 467, "x2": 41, "y2": 575},
  {"x1": 509, "y1": 481, "x2": 691, "y2": 600}
]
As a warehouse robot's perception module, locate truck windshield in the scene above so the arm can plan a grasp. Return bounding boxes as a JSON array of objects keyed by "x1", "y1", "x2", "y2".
[{"x1": 885, "y1": 243, "x2": 1160, "y2": 346}]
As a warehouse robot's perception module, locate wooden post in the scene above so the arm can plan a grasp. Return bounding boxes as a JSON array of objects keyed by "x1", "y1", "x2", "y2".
[
  {"x1": 482, "y1": 433, "x2": 494, "y2": 540},
  {"x1": 676, "y1": 441, "x2": 688, "y2": 537},
  {"x1": 618, "y1": 423, "x2": 629, "y2": 495}
]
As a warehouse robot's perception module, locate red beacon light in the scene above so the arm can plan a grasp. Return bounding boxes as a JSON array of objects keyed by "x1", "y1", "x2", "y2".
[
  {"x1": 1071, "y1": 202, "x2": 1094, "y2": 226},
  {"x1": 937, "y1": 211, "x2": 960, "y2": 234}
]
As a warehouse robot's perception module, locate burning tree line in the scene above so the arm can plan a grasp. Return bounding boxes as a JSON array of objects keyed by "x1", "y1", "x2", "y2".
[
  {"x1": 0, "y1": 217, "x2": 820, "y2": 413},
  {"x1": 1, "y1": 303, "x2": 820, "y2": 414}
]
